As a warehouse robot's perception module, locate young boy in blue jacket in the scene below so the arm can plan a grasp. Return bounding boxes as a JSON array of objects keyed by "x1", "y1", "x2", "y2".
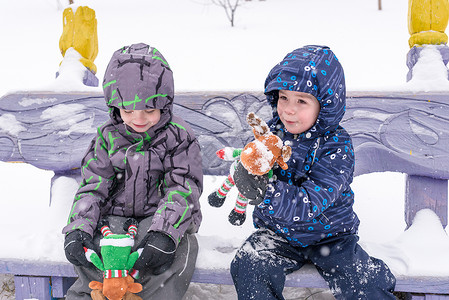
[{"x1": 230, "y1": 45, "x2": 396, "y2": 299}]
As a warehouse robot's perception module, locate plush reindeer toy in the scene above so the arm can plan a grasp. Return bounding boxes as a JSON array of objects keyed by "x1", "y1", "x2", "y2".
[
  {"x1": 208, "y1": 112, "x2": 292, "y2": 225},
  {"x1": 85, "y1": 218, "x2": 143, "y2": 300}
]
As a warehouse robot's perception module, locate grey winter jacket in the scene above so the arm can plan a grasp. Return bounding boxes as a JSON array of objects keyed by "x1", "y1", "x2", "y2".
[{"x1": 62, "y1": 43, "x2": 203, "y2": 246}]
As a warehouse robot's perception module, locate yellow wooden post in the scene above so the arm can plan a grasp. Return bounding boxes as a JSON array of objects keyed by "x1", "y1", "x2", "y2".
[
  {"x1": 59, "y1": 6, "x2": 98, "y2": 74},
  {"x1": 408, "y1": 0, "x2": 449, "y2": 47}
]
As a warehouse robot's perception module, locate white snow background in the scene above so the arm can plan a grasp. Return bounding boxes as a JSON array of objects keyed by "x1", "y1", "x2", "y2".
[{"x1": 1, "y1": 0, "x2": 449, "y2": 299}]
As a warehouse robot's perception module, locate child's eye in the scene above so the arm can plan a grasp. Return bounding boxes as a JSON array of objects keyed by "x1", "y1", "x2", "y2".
[
  {"x1": 298, "y1": 99, "x2": 307, "y2": 104},
  {"x1": 279, "y1": 96, "x2": 287, "y2": 101},
  {"x1": 144, "y1": 110, "x2": 155, "y2": 114},
  {"x1": 123, "y1": 110, "x2": 133, "y2": 114}
]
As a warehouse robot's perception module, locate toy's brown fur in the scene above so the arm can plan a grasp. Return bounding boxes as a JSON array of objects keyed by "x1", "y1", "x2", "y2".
[
  {"x1": 89, "y1": 275, "x2": 142, "y2": 300},
  {"x1": 240, "y1": 112, "x2": 292, "y2": 175},
  {"x1": 209, "y1": 112, "x2": 292, "y2": 225}
]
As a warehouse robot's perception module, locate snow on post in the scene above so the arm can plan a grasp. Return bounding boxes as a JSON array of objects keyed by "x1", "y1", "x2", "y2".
[{"x1": 406, "y1": 0, "x2": 449, "y2": 87}]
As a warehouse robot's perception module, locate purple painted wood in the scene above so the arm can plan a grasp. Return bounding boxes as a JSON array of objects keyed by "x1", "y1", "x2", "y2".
[
  {"x1": 191, "y1": 264, "x2": 328, "y2": 288},
  {"x1": 192, "y1": 268, "x2": 233, "y2": 285},
  {"x1": 394, "y1": 275, "x2": 449, "y2": 294},
  {"x1": 14, "y1": 275, "x2": 52, "y2": 300},
  {"x1": 0, "y1": 258, "x2": 77, "y2": 277},
  {"x1": 2, "y1": 91, "x2": 449, "y2": 178},
  {"x1": 343, "y1": 92, "x2": 449, "y2": 179},
  {"x1": 410, "y1": 295, "x2": 426, "y2": 300},
  {"x1": 406, "y1": 175, "x2": 448, "y2": 228},
  {"x1": 51, "y1": 276, "x2": 64, "y2": 298},
  {"x1": 423, "y1": 295, "x2": 449, "y2": 299},
  {"x1": 407, "y1": 45, "x2": 449, "y2": 82},
  {"x1": 82, "y1": 69, "x2": 99, "y2": 87},
  {"x1": 51, "y1": 276, "x2": 77, "y2": 298},
  {"x1": 2, "y1": 259, "x2": 449, "y2": 295},
  {"x1": 0, "y1": 91, "x2": 108, "y2": 172},
  {"x1": 410, "y1": 295, "x2": 449, "y2": 300},
  {"x1": 191, "y1": 263, "x2": 449, "y2": 294},
  {"x1": 1, "y1": 91, "x2": 449, "y2": 297}
]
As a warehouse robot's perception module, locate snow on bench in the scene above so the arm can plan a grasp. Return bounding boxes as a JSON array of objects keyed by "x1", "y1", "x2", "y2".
[{"x1": 0, "y1": 91, "x2": 449, "y2": 299}]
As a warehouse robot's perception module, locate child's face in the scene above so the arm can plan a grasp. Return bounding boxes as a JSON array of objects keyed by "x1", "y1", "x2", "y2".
[
  {"x1": 119, "y1": 109, "x2": 161, "y2": 133},
  {"x1": 276, "y1": 90, "x2": 320, "y2": 134}
]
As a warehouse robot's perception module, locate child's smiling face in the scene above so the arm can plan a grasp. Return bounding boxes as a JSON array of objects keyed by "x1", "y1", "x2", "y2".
[
  {"x1": 276, "y1": 89, "x2": 321, "y2": 134},
  {"x1": 119, "y1": 108, "x2": 161, "y2": 132}
]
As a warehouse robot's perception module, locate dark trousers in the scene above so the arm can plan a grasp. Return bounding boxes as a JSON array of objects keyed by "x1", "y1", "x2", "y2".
[{"x1": 230, "y1": 228, "x2": 396, "y2": 300}]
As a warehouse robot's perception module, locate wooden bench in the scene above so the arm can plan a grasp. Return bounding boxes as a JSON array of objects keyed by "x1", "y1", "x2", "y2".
[{"x1": 1, "y1": 91, "x2": 449, "y2": 299}]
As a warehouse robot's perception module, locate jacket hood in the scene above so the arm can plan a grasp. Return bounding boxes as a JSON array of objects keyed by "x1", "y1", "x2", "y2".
[
  {"x1": 102, "y1": 43, "x2": 174, "y2": 128},
  {"x1": 264, "y1": 45, "x2": 346, "y2": 136}
]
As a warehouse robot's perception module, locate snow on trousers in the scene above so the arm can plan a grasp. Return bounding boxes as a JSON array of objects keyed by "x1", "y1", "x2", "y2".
[
  {"x1": 65, "y1": 216, "x2": 198, "y2": 300},
  {"x1": 230, "y1": 229, "x2": 396, "y2": 300}
]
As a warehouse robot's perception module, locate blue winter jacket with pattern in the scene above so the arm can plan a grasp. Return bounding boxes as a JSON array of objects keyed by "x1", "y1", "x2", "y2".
[{"x1": 253, "y1": 45, "x2": 360, "y2": 247}]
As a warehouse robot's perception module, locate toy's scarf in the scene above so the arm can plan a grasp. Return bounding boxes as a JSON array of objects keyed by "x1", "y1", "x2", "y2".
[{"x1": 104, "y1": 269, "x2": 128, "y2": 279}]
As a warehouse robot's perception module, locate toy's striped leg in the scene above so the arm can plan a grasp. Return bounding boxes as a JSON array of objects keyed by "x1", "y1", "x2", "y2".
[
  {"x1": 208, "y1": 174, "x2": 235, "y2": 207},
  {"x1": 228, "y1": 192, "x2": 248, "y2": 226},
  {"x1": 123, "y1": 217, "x2": 138, "y2": 238}
]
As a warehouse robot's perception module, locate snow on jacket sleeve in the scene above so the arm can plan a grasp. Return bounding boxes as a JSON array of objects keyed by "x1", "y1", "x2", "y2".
[
  {"x1": 62, "y1": 126, "x2": 116, "y2": 237},
  {"x1": 263, "y1": 130, "x2": 354, "y2": 222},
  {"x1": 149, "y1": 119, "x2": 203, "y2": 246}
]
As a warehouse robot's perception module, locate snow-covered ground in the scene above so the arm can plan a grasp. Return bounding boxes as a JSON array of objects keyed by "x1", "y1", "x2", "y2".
[{"x1": 1, "y1": 0, "x2": 449, "y2": 299}]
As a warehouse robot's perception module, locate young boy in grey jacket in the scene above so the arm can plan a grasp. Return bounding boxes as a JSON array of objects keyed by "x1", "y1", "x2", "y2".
[{"x1": 62, "y1": 43, "x2": 203, "y2": 300}]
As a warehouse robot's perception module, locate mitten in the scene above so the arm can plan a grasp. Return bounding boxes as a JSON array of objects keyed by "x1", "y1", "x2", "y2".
[
  {"x1": 123, "y1": 217, "x2": 138, "y2": 231},
  {"x1": 97, "y1": 218, "x2": 109, "y2": 229},
  {"x1": 64, "y1": 230, "x2": 96, "y2": 267},
  {"x1": 233, "y1": 162, "x2": 269, "y2": 205},
  {"x1": 133, "y1": 231, "x2": 176, "y2": 275}
]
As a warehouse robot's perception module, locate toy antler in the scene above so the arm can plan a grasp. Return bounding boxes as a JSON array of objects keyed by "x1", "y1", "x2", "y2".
[
  {"x1": 247, "y1": 112, "x2": 270, "y2": 139},
  {"x1": 276, "y1": 145, "x2": 292, "y2": 170},
  {"x1": 282, "y1": 145, "x2": 292, "y2": 162}
]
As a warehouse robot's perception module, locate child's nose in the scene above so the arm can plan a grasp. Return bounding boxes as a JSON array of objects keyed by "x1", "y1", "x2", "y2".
[
  {"x1": 284, "y1": 102, "x2": 297, "y2": 114},
  {"x1": 133, "y1": 111, "x2": 146, "y2": 121}
]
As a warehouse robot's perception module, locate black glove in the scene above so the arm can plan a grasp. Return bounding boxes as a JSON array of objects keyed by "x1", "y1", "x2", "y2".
[
  {"x1": 123, "y1": 217, "x2": 138, "y2": 231},
  {"x1": 133, "y1": 231, "x2": 176, "y2": 275},
  {"x1": 64, "y1": 230, "x2": 96, "y2": 268},
  {"x1": 234, "y1": 162, "x2": 269, "y2": 205}
]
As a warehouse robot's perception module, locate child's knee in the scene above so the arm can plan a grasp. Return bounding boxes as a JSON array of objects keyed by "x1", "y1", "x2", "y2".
[
  {"x1": 231, "y1": 245, "x2": 263, "y2": 277},
  {"x1": 370, "y1": 257, "x2": 396, "y2": 290},
  {"x1": 231, "y1": 247, "x2": 252, "y2": 271},
  {"x1": 326, "y1": 257, "x2": 396, "y2": 298}
]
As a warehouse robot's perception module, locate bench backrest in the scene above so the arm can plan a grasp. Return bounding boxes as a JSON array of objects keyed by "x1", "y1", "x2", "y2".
[
  {"x1": 2, "y1": 91, "x2": 448, "y2": 177},
  {"x1": 0, "y1": 91, "x2": 448, "y2": 226}
]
